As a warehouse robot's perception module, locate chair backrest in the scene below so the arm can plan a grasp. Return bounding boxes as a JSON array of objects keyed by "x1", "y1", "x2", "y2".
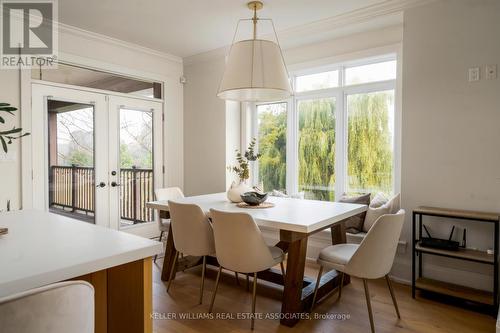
[
  {"x1": 0, "y1": 281, "x2": 94, "y2": 333},
  {"x1": 155, "y1": 187, "x2": 184, "y2": 227},
  {"x1": 168, "y1": 201, "x2": 215, "y2": 256},
  {"x1": 345, "y1": 209, "x2": 405, "y2": 279},
  {"x1": 209, "y1": 209, "x2": 275, "y2": 274}
]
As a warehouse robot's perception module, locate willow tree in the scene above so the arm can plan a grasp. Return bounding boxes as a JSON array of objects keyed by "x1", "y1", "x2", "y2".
[
  {"x1": 257, "y1": 106, "x2": 287, "y2": 192},
  {"x1": 298, "y1": 98, "x2": 336, "y2": 201},
  {"x1": 347, "y1": 91, "x2": 393, "y2": 195}
]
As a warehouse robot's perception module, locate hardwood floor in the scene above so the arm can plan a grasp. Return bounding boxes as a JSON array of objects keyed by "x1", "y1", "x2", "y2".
[{"x1": 152, "y1": 259, "x2": 495, "y2": 333}]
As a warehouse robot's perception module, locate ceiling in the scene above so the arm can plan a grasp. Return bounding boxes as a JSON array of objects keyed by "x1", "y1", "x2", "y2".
[{"x1": 58, "y1": 0, "x2": 391, "y2": 58}]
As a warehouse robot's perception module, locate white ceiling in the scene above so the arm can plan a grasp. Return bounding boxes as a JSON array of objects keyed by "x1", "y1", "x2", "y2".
[{"x1": 58, "y1": 0, "x2": 390, "y2": 58}]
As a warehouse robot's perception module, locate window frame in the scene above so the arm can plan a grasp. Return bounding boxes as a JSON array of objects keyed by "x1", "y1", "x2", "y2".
[{"x1": 250, "y1": 53, "x2": 400, "y2": 199}]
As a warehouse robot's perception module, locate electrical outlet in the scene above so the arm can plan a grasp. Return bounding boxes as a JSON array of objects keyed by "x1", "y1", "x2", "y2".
[
  {"x1": 468, "y1": 67, "x2": 480, "y2": 82},
  {"x1": 486, "y1": 64, "x2": 497, "y2": 80}
]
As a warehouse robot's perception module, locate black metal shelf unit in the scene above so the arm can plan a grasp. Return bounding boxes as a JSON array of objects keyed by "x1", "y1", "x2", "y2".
[{"x1": 411, "y1": 206, "x2": 499, "y2": 313}]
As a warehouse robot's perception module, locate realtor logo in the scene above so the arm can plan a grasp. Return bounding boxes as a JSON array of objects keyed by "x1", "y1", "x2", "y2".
[{"x1": 1, "y1": 0, "x2": 58, "y2": 68}]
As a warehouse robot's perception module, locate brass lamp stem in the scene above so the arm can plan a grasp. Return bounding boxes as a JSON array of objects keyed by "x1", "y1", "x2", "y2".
[{"x1": 247, "y1": 1, "x2": 263, "y2": 40}]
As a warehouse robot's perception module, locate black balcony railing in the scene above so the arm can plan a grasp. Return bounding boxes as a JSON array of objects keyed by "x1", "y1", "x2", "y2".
[{"x1": 49, "y1": 165, "x2": 153, "y2": 224}]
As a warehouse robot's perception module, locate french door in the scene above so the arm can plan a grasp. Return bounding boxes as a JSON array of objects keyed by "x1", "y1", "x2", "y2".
[{"x1": 31, "y1": 83, "x2": 163, "y2": 232}]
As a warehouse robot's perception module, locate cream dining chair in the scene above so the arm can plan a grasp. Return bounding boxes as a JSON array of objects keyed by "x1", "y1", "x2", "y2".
[
  {"x1": 208, "y1": 209, "x2": 286, "y2": 330},
  {"x1": 0, "y1": 281, "x2": 94, "y2": 333},
  {"x1": 311, "y1": 210, "x2": 405, "y2": 333},
  {"x1": 167, "y1": 200, "x2": 216, "y2": 304},
  {"x1": 154, "y1": 187, "x2": 184, "y2": 263}
]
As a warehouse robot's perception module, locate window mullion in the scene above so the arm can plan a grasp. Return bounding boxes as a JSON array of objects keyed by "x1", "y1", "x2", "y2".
[
  {"x1": 335, "y1": 89, "x2": 345, "y2": 199},
  {"x1": 286, "y1": 96, "x2": 298, "y2": 195}
]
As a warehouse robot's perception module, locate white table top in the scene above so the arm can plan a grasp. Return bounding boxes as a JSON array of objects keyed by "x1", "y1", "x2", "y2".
[
  {"x1": 0, "y1": 210, "x2": 163, "y2": 298},
  {"x1": 147, "y1": 192, "x2": 367, "y2": 234}
]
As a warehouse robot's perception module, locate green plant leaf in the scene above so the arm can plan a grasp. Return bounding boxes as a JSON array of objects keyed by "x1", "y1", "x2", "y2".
[
  {"x1": 0, "y1": 127, "x2": 22, "y2": 135},
  {"x1": 0, "y1": 137, "x2": 7, "y2": 153},
  {"x1": 0, "y1": 103, "x2": 10, "y2": 107},
  {"x1": 0, "y1": 116, "x2": 4, "y2": 123},
  {"x1": 0, "y1": 107, "x2": 17, "y2": 112}
]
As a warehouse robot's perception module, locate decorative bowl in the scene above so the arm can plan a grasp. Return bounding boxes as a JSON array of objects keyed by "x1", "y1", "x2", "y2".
[{"x1": 240, "y1": 191, "x2": 268, "y2": 206}]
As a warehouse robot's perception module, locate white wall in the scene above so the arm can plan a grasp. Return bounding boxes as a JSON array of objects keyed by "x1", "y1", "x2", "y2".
[
  {"x1": 398, "y1": 0, "x2": 500, "y2": 289},
  {"x1": 0, "y1": 70, "x2": 22, "y2": 211},
  {"x1": 0, "y1": 25, "x2": 184, "y2": 210},
  {"x1": 183, "y1": 56, "x2": 228, "y2": 196}
]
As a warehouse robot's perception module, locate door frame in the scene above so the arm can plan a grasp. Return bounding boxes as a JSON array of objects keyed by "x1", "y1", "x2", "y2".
[
  {"x1": 28, "y1": 81, "x2": 164, "y2": 236},
  {"x1": 19, "y1": 50, "x2": 183, "y2": 214}
]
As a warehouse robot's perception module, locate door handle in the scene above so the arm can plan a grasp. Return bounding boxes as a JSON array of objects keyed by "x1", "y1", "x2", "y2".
[
  {"x1": 96, "y1": 182, "x2": 106, "y2": 188},
  {"x1": 111, "y1": 181, "x2": 121, "y2": 187}
]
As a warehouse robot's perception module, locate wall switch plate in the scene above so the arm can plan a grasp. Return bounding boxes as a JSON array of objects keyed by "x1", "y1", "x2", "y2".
[
  {"x1": 486, "y1": 64, "x2": 497, "y2": 80},
  {"x1": 468, "y1": 67, "x2": 480, "y2": 82}
]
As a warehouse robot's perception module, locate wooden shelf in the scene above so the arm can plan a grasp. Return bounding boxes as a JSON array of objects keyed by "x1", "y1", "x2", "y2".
[
  {"x1": 414, "y1": 206, "x2": 499, "y2": 222},
  {"x1": 415, "y1": 277, "x2": 494, "y2": 305},
  {"x1": 415, "y1": 243, "x2": 494, "y2": 264}
]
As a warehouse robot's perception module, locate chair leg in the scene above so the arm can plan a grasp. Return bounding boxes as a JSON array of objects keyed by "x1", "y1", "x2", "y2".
[
  {"x1": 310, "y1": 265, "x2": 323, "y2": 312},
  {"x1": 235, "y1": 272, "x2": 240, "y2": 285},
  {"x1": 154, "y1": 231, "x2": 164, "y2": 263},
  {"x1": 337, "y1": 272, "x2": 344, "y2": 301},
  {"x1": 363, "y1": 279, "x2": 376, "y2": 333},
  {"x1": 199, "y1": 256, "x2": 207, "y2": 305},
  {"x1": 385, "y1": 275, "x2": 401, "y2": 319},
  {"x1": 208, "y1": 266, "x2": 223, "y2": 313},
  {"x1": 167, "y1": 250, "x2": 179, "y2": 293},
  {"x1": 251, "y1": 272, "x2": 258, "y2": 330},
  {"x1": 246, "y1": 274, "x2": 250, "y2": 291},
  {"x1": 280, "y1": 261, "x2": 286, "y2": 280}
]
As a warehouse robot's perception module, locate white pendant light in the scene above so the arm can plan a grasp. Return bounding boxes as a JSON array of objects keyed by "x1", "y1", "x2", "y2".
[{"x1": 217, "y1": 1, "x2": 292, "y2": 103}]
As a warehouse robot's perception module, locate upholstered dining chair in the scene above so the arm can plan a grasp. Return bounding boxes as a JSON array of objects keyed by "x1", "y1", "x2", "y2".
[
  {"x1": 154, "y1": 187, "x2": 184, "y2": 262},
  {"x1": 167, "y1": 200, "x2": 216, "y2": 304},
  {"x1": 0, "y1": 281, "x2": 94, "y2": 333},
  {"x1": 311, "y1": 210, "x2": 405, "y2": 333},
  {"x1": 208, "y1": 209, "x2": 286, "y2": 330}
]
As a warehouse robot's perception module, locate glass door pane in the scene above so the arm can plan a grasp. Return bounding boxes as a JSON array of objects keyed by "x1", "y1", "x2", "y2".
[
  {"x1": 347, "y1": 90, "x2": 395, "y2": 195},
  {"x1": 47, "y1": 100, "x2": 95, "y2": 223},
  {"x1": 297, "y1": 98, "x2": 336, "y2": 201},
  {"x1": 119, "y1": 108, "x2": 154, "y2": 227}
]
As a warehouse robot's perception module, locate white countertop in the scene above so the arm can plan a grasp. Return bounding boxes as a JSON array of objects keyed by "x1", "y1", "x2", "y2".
[
  {"x1": 147, "y1": 192, "x2": 367, "y2": 234},
  {"x1": 0, "y1": 210, "x2": 163, "y2": 298}
]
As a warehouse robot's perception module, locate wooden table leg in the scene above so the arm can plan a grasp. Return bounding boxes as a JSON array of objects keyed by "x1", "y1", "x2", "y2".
[
  {"x1": 280, "y1": 232, "x2": 308, "y2": 327},
  {"x1": 330, "y1": 221, "x2": 346, "y2": 244},
  {"x1": 161, "y1": 222, "x2": 177, "y2": 281}
]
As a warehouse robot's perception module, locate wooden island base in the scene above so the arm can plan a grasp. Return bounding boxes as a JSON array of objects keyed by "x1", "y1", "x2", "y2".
[{"x1": 70, "y1": 257, "x2": 153, "y2": 333}]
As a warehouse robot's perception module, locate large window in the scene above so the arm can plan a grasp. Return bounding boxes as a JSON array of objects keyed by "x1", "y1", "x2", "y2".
[{"x1": 253, "y1": 56, "x2": 398, "y2": 201}]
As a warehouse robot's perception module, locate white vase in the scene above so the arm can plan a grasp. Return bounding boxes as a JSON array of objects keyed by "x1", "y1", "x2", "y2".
[{"x1": 227, "y1": 181, "x2": 252, "y2": 203}]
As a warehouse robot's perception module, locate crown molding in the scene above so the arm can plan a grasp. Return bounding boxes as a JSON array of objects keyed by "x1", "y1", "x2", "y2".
[
  {"x1": 184, "y1": 0, "x2": 437, "y2": 66},
  {"x1": 58, "y1": 22, "x2": 183, "y2": 64},
  {"x1": 276, "y1": 0, "x2": 435, "y2": 41}
]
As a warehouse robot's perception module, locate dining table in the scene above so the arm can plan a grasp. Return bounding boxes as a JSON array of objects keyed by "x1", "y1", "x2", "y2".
[{"x1": 147, "y1": 192, "x2": 366, "y2": 327}]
